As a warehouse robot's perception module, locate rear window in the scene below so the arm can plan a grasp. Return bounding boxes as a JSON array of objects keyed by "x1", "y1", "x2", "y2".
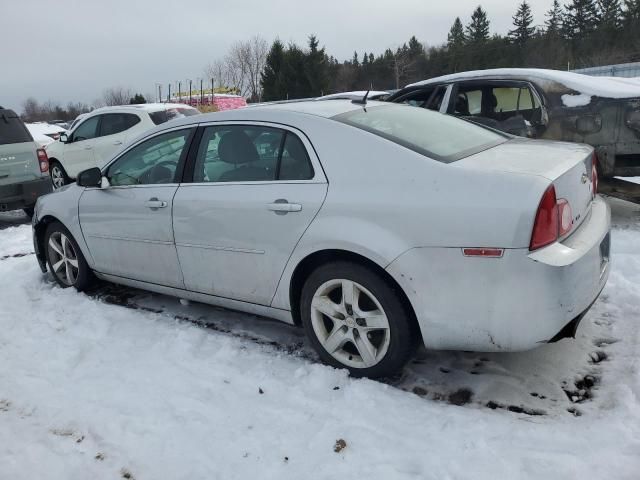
[
  {"x1": 0, "y1": 110, "x2": 33, "y2": 145},
  {"x1": 333, "y1": 105, "x2": 507, "y2": 163},
  {"x1": 149, "y1": 107, "x2": 199, "y2": 126}
]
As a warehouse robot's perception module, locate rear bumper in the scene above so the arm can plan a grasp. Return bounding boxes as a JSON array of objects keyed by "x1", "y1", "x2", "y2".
[
  {"x1": 386, "y1": 196, "x2": 611, "y2": 352},
  {"x1": 0, "y1": 177, "x2": 52, "y2": 212}
]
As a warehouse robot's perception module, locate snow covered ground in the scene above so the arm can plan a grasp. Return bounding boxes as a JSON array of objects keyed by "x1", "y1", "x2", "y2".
[{"x1": 0, "y1": 198, "x2": 639, "y2": 479}]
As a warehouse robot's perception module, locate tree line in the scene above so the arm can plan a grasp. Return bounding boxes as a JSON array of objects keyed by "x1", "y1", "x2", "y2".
[
  {"x1": 260, "y1": 0, "x2": 640, "y2": 101},
  {"x1": 21, "y1": 87, "x2": 150, "y2": 123}
]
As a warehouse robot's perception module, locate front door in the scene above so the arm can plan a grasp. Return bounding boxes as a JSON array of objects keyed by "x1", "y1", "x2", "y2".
[
  {"x1": 79, "y1": 127, "x2": 194, "y2": 288},
  {"x1": 173, "y1": 124, "x2": 327, "y2": 306},
  {"x1": 63, "y1": 115, "x2": 100, "y2": 177}
]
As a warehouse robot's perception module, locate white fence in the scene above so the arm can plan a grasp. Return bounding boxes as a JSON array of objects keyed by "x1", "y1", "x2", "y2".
[{"x1": 573, "y1": 62, "x2": 640, "y2": 78}]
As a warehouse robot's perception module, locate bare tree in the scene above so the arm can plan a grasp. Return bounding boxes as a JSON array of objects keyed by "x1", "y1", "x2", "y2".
[
  {"x1": 102, "y1": 86, "x2": 134, "y2": 106},
  {"x1": 203, "y1": 35, "x2": 268, "y2": 100}
]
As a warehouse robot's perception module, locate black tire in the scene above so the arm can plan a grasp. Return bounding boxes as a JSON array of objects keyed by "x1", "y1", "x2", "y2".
[
  {"x1": 300, "y1": 261, "x2": 417, "y2": 378},
  {"x1": 49, "y1": 161, "x2": 70, "y2": 190},
  {"x1": 22, "y1": 207, "x2": 34, "y2": 218},
  {"x1": 44, "y1": 221, "x2": 94, "y2": 291}
]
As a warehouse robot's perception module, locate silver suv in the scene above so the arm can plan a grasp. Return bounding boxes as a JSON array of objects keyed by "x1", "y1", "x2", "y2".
[{"x1": 0, "y1": 107, "x2": 52, "y2": 216}]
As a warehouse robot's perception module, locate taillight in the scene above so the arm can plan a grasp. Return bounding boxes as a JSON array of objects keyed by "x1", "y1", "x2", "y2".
[
  {"x1": 36, "y1": 148, "x2": 49, "y2": 173},
  {"x1": 557, "y1": 199, "x2": 572, "y2": 236},
  {"x1": 530, "y1": 185, "x2": 574, "y2": 250},
  {"x1": 591, "y1": 154, "x2": 598, "y2": 197},
  {"x1": 530, "y1": 185, "x2": 559, "y2": 251}
]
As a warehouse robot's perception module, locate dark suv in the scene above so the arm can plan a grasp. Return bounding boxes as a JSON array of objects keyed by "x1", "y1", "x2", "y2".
[
  {"x1": 387, "y1": 68, "x2": 640, "y2": 178},
  {"x1": 0, "y1": 107, "x2": 52, "y2": 216}
]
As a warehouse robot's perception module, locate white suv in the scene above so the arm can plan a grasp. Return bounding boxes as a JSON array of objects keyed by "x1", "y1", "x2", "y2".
[{"x1": 45, "y1": 103, "x2": 199, "y2": 188}]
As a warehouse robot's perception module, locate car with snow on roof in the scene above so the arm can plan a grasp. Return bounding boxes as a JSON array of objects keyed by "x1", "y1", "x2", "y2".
[{"x1": 387, "y1": 68, "x2": 640, "y2": 179}]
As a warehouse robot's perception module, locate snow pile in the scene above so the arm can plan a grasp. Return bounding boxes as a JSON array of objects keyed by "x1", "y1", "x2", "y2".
[
  {"x1": 561, "y1": 93, "x2": 593, "y2": 107},
  {"x1": 410, "y1": 68, "x2": 640, "y2": 100},
  {"x1": 1, "y1": 202, "x2": 639, "y2": 478}
]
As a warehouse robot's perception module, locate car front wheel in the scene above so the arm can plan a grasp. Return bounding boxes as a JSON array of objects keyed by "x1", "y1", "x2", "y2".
[
  {"x1": 300, "y1": 261, "x2": 417, "y2": 378},
  {"x1": 44, "y1": 222, "x2": 94, "y2": 290}
]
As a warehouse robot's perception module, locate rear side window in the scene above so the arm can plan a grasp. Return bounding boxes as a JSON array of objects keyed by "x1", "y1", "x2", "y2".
[
  {"x1": 333, "y1": 105, "x2": 507, "y2": 163},
  {"x1": 0, "y1": 110, "x2": 33, "y2": 144},
  {"x1": 99, "y1": 113, "x2": 140, "y2": 136},
  {"x1": 149, "y1": 108, "x2": 199, "y2": 125},
  {"x1": 193, "y1": 125, "x2": 313, "y2": 183}
]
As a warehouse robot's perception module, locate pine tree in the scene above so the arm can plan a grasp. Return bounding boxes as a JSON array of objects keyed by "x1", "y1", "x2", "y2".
[
  {"x1": 545, "y1": 0, "x2": 564, "y2": 34},
  {"x1": 305, "y1": 35, "x2": 329, "y2": 97},
  {"x1": 622, "y1": 0, "x2": 640, "y2": 24},
  {"x1": 465, "y1": 6, "x2": 491, "y2": 43},
  {"x1": 509, "y1": 1, "x2": 535, "y2": 46},
  {"x1": 447, "y1": 17, "x2": 466, "y2": 47},
  {"x1": 564, "y1": 0, "x2": 599, "y2": 37},
  {"x1": 129, "y1": 93, "x2": 146, "y2": 104},
  {"x1": 261, "y1": 39, "x2": 286, "y2": 101},
  {"x1": 598, "y1": 0, "x2": 623, "y2": 28}
]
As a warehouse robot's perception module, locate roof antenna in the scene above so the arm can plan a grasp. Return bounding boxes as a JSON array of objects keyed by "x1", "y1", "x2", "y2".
[{"x1": 352, "y1": 90, "x2": 370, "y2": 105}]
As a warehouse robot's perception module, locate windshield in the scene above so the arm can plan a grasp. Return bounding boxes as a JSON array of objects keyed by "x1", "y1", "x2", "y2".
[
  {"x1": 333, "y1": 104, "x2": 507, "y2": 162},
  {"x1": 0, "y1": 110, "x2": 33, "y2": 145}
]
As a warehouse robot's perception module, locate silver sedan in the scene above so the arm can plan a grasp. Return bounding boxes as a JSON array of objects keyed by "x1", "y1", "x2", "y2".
[{"x1": 32, "y1": 100, "x2": 611, "y2": 378}]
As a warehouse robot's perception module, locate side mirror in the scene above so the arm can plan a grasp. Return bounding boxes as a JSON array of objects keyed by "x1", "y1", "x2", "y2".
[
  {"x1": 77, "y1": 167, "x2": 102, "y2": 188},
  {"x1": 59, "y1": 133, "x2": 69, "y2": 143}
]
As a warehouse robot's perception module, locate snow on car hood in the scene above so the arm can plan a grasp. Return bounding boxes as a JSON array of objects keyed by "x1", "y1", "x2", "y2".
[{"x1": 408, "y1": 68, "x2": 640, "y2": 103}]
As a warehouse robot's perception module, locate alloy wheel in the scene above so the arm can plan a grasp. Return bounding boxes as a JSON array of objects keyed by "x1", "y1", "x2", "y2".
[
  {"x1": 310, "y1": 279, "x2": 391, "y2": 369},
  {"x1": 51, "y1": 165, "x2": 66, "y2": 189},
  {"x1": 47, "y1": 232, "x2": 79, "y2": 286}
]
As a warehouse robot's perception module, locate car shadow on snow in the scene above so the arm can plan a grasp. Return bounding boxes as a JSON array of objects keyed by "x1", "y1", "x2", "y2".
[
  {"x1": 85, "y1": 280, "x2": 617, "y2": 419},
  {"x1": 0, "y1": 211, "x2": 31, "y2": 230}
]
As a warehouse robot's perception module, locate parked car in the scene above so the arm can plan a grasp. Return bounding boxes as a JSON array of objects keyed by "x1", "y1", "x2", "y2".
[
  {"x1": 387, "y1": 68, "x2": 640, "y2": 178},
  {"x1": 45, "y1": 103, "x2": 199, "y2": 189},
  {"x1": 32, "y1": 100, "x2": 610, "y2": 378},
  {"x1": 0, "y1": 107, "x2": 52, "y2": 216},
  {"x1": 25, "y1": 122, "x2": 67, "y2": 147}
]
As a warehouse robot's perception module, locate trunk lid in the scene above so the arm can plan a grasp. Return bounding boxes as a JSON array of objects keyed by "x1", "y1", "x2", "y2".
[{"x1": 456, "y1": 138, "x2": 595, "y2": 236}]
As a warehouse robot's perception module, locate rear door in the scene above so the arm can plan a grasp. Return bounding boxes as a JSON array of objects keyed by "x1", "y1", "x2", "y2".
[
  {"x1": 93, "y1": 113, "x2": 142, "y2": 168},
  {"x1": 79, "y1": 127, "x2": 195, "y2": 287},
  {"x1": 0, "y1": 109, "x2": 40, "y2": 186},
  {"x1": 173, "y1": 122, "x2": 327, "y2": 306}
]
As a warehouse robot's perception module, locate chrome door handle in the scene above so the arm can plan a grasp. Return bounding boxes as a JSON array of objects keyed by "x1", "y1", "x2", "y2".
[
  {"x1": 84, "y1": 145, "x2": 93, "y2": 150},
  {"x1": 144, "y1": 197, "x2": 167, "y2": 209},
  {"x1": 267, "y1": 199, "x2": 302, "y2": 213},
  {"x1": 113, "y1": 140, "x2": 123, "y2": 145}
]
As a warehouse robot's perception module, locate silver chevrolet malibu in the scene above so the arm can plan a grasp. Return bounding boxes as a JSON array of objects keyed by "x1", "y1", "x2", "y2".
[{"x1": 32, "y1": 100, "x2": 610, "y2": 378}]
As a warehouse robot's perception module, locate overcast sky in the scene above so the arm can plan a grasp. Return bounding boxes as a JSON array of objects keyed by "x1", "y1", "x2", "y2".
[{"x1": 1, "y1": 0, "x2": 551, "y2": 111}]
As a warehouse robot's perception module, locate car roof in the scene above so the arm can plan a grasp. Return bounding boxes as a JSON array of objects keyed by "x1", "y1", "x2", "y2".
[
  {"x1": 206, "y1": 99, "x2": 389, "y2": 120},
  {"x1": 407, "y1": 68, "x2": 640, "y2": 99},
  {"x1": 317, "y1": 91, "x2": 390, "y2": 100},
  {"x1": 125, "y1": 99, "x2": 395, "y2": 145},
  {"x1": 89, "y1": 103, "x2": 198, "y2": 115}
]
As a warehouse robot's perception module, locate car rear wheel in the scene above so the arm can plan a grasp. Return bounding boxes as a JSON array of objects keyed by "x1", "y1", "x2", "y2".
[
  {"x1": 44, "y1": 222, "x2": 94, "y2": 290},
  {"x1": 50, "y1": 162, "x2": 69, "y2": 190},
  {"x1": 300, "y1": 261, "x2": 417, "y2": 378}
]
